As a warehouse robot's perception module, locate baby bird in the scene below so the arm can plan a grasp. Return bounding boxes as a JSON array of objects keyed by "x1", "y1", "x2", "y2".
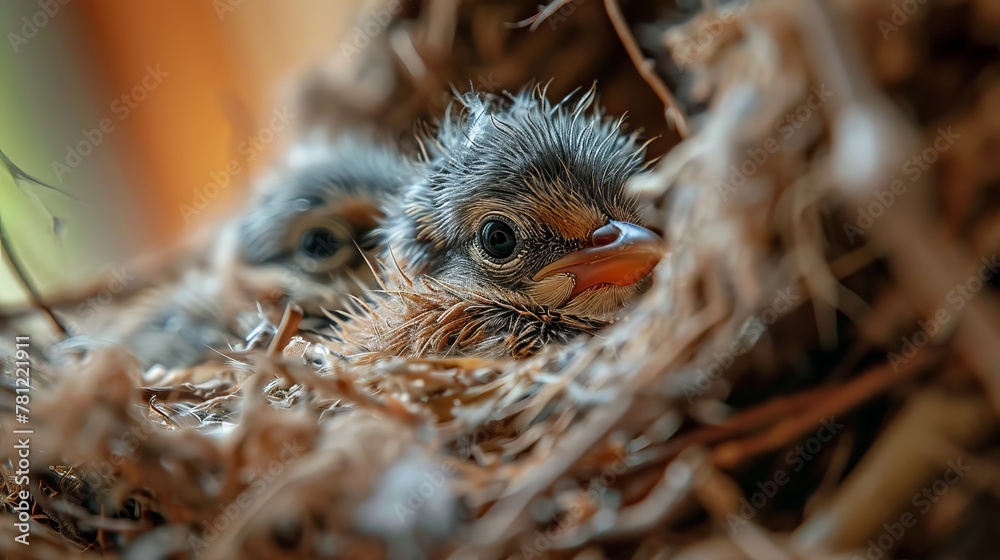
[
  {"x1": 335, "y1": 87, "x2": 666, "y2": 360},
  {"x1": 64, "y1": 137, "x2": 416, "y2": 369},
  {"x1": 228, "y1": 137, "x2": 416, "y2": 324}
]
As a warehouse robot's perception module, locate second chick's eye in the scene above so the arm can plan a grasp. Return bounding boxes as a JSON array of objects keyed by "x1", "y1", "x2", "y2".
[
  {"x1": 299, "y1": 227, "x2": 342, "y2": 260},
  {"x1": 288, "y1": 215, "x2": 356, "y2": 273},
  {"x1": 480, "y1": 219, "x2": 518, "y2": 260}
]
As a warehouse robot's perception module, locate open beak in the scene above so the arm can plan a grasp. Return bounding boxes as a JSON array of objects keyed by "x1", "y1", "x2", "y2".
[{"x1": 532, "y1": 221, "x2": 666, "y2": 300}]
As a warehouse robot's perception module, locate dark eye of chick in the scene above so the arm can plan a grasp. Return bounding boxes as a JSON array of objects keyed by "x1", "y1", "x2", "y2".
[
  {"x1": 480, "y1": 220, "x2": 517, "y2": 260},
  {"x1": 298, "y1": 227, "x2": 342, "y2": 260}
]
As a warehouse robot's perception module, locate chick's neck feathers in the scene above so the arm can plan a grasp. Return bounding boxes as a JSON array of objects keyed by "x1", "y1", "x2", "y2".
[{"x1": 329, "y1": 275, "x2": 607, "y2": 363}]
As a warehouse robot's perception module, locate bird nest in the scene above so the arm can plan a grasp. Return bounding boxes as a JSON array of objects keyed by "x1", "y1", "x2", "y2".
[{"x1": 4, "y1": 0, "x2": 1000, "y2": 558}]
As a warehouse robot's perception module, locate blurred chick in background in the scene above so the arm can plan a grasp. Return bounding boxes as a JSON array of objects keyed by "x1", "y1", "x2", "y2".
[
  {"x1": 227, "y1": 137, "x2": 413, "y2": 324},
  {"x1": 58, "y1": 136, "x2": 416, "y2": 368},
  {"x1": 334, "y1": 87, "x2": 666, "y2": 360}
]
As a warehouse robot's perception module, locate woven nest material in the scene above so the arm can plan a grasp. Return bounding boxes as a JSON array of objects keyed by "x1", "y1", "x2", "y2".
[{"x1": 4, "y1": 0, "x2": 1000, "y2": 558}]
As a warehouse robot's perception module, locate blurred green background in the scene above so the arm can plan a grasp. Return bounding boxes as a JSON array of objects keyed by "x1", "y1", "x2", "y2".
[
  {"x1": 0, "y1": 1, "x2": 116, "y2": 307},
  {"x1": 0, "y1": 1, "x2": 363, "y2": 309}
]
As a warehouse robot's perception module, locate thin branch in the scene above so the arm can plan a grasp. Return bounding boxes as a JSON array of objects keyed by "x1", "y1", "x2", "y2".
[
  {"x1": 0, "y1": 221, "x2": 68, "y2": 338},
  {"x1": 605, "y1": 0, "x2": 691, "y2": 139}
]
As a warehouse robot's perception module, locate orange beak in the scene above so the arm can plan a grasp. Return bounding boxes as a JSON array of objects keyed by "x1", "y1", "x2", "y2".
[{"x1": 532, "y1": 221, "x2": 666, "y2": 300}]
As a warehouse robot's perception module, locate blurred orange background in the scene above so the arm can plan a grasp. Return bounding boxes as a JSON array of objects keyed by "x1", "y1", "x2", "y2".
[{"x1": 0, "y1": 0, "x2": 363, "y2": 305}]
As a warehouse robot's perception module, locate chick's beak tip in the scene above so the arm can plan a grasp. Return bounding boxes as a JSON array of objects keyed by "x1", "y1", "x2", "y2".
[{"x1": 533, "y1": 220, "x2": 666, "y2": 298}]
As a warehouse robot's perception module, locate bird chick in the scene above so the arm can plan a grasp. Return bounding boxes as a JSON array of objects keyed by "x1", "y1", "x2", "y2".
[
  {"x1": 62, "y1": 136, "x2": 416, "y2": 369},
  {"x1": 337, "y1": 87, "x2": 665, "y2": 360},
  {"x1": 226, "y1": 136, "x2": 417, "y2": 324}
]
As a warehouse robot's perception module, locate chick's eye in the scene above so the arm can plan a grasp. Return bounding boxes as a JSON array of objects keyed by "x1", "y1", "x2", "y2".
[
  {"x1": 480, "y1": 220, "x2": 517, "y2": 260},
  {"x1": 298, "y1": 227, "x2": 342, "y2": 260}
]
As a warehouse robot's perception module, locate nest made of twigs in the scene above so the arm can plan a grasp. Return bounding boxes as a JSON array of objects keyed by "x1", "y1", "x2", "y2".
[{"x1": 4, "y1": 0, "x2": 1000, "y2": 559}]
